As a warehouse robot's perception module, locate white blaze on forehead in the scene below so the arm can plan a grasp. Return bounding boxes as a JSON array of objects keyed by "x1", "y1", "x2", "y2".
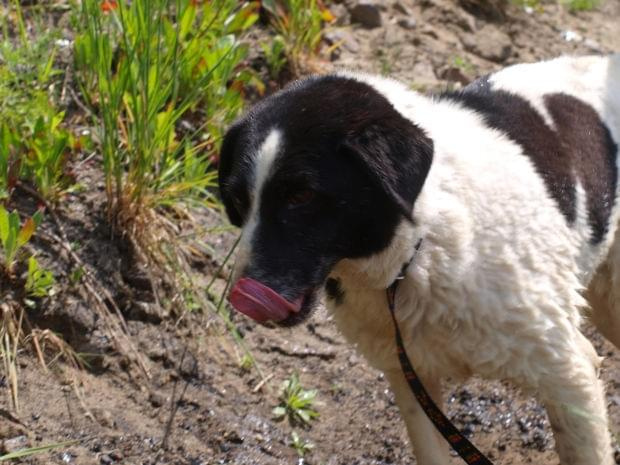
[
  {"x1": 252, "y1": 128, "x2": 282, "y2": 201},
  {"x1": 233, "y1": 128, "x2": 283, "y2": 282}
]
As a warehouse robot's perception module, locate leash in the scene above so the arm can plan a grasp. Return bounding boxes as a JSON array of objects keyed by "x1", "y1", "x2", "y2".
[{"x1": 387, "y1": 240, "x2": 494, "y2": 465}]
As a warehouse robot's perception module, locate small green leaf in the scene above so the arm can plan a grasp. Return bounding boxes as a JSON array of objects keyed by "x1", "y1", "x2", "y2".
[{"x1": 17, "y1": 216, "x2": 37, "y2": 248}]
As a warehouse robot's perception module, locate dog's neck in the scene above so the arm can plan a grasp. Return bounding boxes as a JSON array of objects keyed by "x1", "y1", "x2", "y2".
[{"x1": 331, "y1": 220, "x2": 423, "y2": 290}]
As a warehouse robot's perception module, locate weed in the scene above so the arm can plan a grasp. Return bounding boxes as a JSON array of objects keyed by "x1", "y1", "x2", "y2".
[
  {"x1": 73, "y1": 0, "x2": 260, "y2": 314},
  {"x1": 25, "y1": 256, "x2": 55, "y2": 300},
  {"x1": 0, "y1": 206, "x2": 43, "y2": 275},
  {"x1": 273, "y1": 372, "x2": 319, "y2": 425},
  {"x1": 21, "y1": 113, "x2": 76, "y2": 201},
  {"x1": 0, "y1": 124, "x2": 21, "y2": 201},
  {"x1": 453, "y1": 56, "x2": 475, "y2": 74},
  {"x1": 290, "y1": 431, "x2": 314, "y2": 458},
  {"x1": 262, "y1": 0, "x2": 333, "y2": 76},
  {"x1": 562, "y1": 0, "x2": 600, "y2": 10},
  {"x1": 511, "y1": 0, "x2": 599, "y2": 11},
  {"x1": 0, "y1": 5, "x2": 77, "y2": 202},
  {"x1": 261, "y1": 35, "x2": 288, "y2": 80},
  {"x1": 75, "y1": 0, "x2": 257, "y2": 226}
]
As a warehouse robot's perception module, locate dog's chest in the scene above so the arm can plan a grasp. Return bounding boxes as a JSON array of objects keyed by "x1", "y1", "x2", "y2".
[{"x1": 324, "y1": 273, "x2": 475, "y2": 379}]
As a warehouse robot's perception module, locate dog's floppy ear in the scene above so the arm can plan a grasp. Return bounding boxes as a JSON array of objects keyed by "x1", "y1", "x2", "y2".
[{"x1": 341, "y1": 121, "x2": 433, "y2": 221}]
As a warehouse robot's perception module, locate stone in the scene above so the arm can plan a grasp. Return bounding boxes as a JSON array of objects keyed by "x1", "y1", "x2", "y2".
[
  {"x1": 584, "y1": 38, "x2": 602, "y2": 52},
  {"x1": 438, "y1": 66, "x2": 472, "y2": 85},
  {"x1": 349, "y1": 2, "x2": 382, "y2": 29},
  {"x1": 461, "y1": 25, "x2": 512, "y2": 63},
  {"x1": 149, "y1": 391, "x2": 166, "y2": 408},
  {"x1": 2, "y1": 435, "x2": 29, "y2": 453},
  {"x1": 397, "y1": 17, "x2": 417, "y2": 30}
]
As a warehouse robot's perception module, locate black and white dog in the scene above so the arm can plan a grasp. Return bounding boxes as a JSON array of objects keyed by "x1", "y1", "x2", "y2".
[{"x1": 219, "y1": 55, "x2": 620, "y2": 465}]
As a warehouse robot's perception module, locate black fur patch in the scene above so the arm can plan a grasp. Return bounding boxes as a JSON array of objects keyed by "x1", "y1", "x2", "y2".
[
  {"x1": 442, "y1": 82, "x2": 618, "y2": 244},
  {"x1": 324, "y1": 278, "x2": 345, "y2": 306},
  {"x1": 219, "y1": 75, "x2": 434, "y2": 324},
  {"x1": 544, "y1": 93, "x2": 618, "y2": 244}
]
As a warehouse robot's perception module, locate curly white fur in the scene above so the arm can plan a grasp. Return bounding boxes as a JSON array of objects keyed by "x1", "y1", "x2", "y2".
[{"x1": 327, "y1": 55, "x2": 620, "y2": 465}]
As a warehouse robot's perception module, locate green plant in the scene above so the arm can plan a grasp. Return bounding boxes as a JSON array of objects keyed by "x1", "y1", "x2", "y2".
[
  {"x1": 562, "y1": 0, "x2": 600, "y2": 10},
  {"x1": 290, "y1": 431, "x2": 314, "y2": 458},
  {"x1": 273, "y1": 372, "x2": 319, "y2": 425},
  {"x1": 0, "y1": 5, "x2": 76, "y2": 202},
  {"x1": 25, "y1": 256, "x2": 55, "y2": 299},
  {"x1": 0, "y1": 206, "x2": 42, "y2": 274},
  {"x1": 453, "y1": 56, "x2": 475, "y2": 73},
  {"x1": 261, "y1": 35, "x2": 287, "y2": 80},
  {"x1": 74, "y1": 0, "x2": 258, "y2": 234},
  {"x1": 21, "y1": 113, "x2": 75, "y2": 201},
  {"x1": 0, "y1": 124, "x2": 21, "y2": 201},
  {"x1": 262, "y1": 0, "x2": 333, "y2": 75}
]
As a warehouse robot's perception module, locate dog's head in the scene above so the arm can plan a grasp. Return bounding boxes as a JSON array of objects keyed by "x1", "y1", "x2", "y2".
[{"x1": 218, "y1": 75, "x2": 433, "y2": 325}]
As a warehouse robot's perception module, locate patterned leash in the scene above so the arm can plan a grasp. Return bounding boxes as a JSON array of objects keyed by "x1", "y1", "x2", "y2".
[{"x1": 386, "y1": 240, "x2": 494, "y2": 465}]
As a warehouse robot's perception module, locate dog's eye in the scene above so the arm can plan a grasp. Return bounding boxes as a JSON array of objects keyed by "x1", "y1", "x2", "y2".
[{"x1": 286, "y1": 189, "x2": 315, "y2": 208}]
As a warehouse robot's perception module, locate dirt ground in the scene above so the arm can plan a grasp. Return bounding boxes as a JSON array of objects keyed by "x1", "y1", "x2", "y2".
[{"x1": 2, "y1": 1, "x2": 620, "y2": 464}]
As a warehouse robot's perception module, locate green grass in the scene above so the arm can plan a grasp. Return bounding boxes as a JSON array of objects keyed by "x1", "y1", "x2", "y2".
[
  {"x1": 262, "y1": 0, "x2": 333, "y2": 76},
  {"x1": 512, "y1": 0, "x2": 600, "y2": 11},
  {"x1": 75, "y1": 0, "x2": 258, "y2": 231},
  {"x1": 0, "y1": 3, "x2": 76, "y2": 202}
]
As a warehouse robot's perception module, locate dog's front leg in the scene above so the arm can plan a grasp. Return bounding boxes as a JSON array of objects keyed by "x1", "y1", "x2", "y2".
[{"x1": 385, "y1": 369, "x2": 454, "y2": 465}]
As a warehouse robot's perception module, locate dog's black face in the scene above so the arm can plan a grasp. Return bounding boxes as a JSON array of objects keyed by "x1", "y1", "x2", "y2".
[{"x1": 219, "y1": 75, "x2": 433, "y2": 325}]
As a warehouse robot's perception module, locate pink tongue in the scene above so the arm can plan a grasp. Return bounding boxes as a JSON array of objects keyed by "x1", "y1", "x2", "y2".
[{"x1": 229, "y1": 278, "x2": 303, "y2": 323}]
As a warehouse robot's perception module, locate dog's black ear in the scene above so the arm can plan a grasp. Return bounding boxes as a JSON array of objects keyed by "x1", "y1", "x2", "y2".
[
  {"x1": 341, "y1": 120, "x2": 433, "y2": 220},
  {"x1": 218, "y1": 121, "x2": 245, "y2": 227}
]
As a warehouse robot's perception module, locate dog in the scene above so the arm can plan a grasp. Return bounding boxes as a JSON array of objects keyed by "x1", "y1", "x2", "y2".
[{"x1": 218, "y1": 55, "x2": 620, "y2": 465}]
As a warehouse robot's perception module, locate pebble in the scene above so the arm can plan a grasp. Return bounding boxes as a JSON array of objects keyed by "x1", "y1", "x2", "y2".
[
  {"x1": 349, "y1": 2, "x2": 383, "y2": 29},
  {"x1": 148, "y1": 391, "x2": 166, "y2": 408},
  {"x1": 2, "y1": 435, "x2": 29, "y2": 453},
  {"x1": 397, "y1": 18, "x2": 417, "y2": 30}
]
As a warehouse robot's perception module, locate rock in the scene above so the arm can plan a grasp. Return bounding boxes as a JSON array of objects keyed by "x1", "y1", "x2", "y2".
[
  {"x1": 461, "y1": 25, "x2": 512, "y2": 63},
  {"x1": 584, "y1": 38, "x2": 602, "y2": 52},
  {"x1": 397, "y1": 18, "x2": 417, "y2": 30},
  {"x1": 92, "y1": 407, "x2": 116, "y2": 428},
  {"x1": 99, "y1": 455, "x2": 113, "y2": 465},
  {"x1": 349, "y1": 2, "x2": 382, "y2": 28},
  {"x1": 149, "y1": 391, "x2": 166, "y2": 408},
  {"x1": 2, "y1": 435, "x2": 29, "y2": 453},
  {"x1": 439, "y1": 66, "x2": 472, "y2": 85}
]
